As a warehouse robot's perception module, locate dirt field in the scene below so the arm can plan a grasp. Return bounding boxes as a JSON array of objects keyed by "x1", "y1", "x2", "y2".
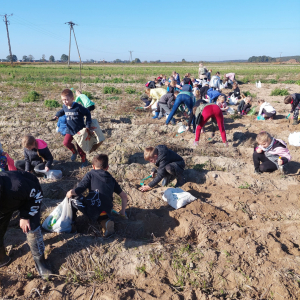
[{"x1": 0, "y1": 79, "x2": 299, "y2": 300}]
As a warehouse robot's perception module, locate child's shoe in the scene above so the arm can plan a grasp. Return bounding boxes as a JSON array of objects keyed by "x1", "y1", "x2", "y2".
[
  {"x1": 71, "y1": 150, "x2": 78, "y2": 161},
  {"x1": 152, "y1": 112, "x2": 159, "y2": 119},
  {"x1": 101, "y1": 220, "x2": 115, "y2": 237},
  {"x1": 81, "y1": 160, "x2": 89, "y2": 168},
  {"x1": 254, "y1": 168, "x2": 262, "y2": 174}
]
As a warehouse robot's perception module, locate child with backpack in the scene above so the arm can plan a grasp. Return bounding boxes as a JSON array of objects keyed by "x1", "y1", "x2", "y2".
[
  {"x1": 253, "y1": 131, "x2": 291, "y2": 174},
  {"x1": 75, "y1": 90, "x2": 95, "y2": 112},
  {"x1": 53, "y1": 89, "x2": 92, "y2": 168},
  {"x1": 67, "y1": 154, "x2": 128, "y2": 237},
  {"x1": 258, "y1": 99, "x2": 276, "y2": 120},
  {"x1": 237, "y1": 96, "x2": 252, "y2": 115},
  {"x1": 15, "y1": 135, "x2": 53, "y2": 173},
  {"x1": 139, "y1": 145, "x2": 185, "y2": 192},
  {"x1": 284, "y1": 94, "x2": 300, "y2": 125}
]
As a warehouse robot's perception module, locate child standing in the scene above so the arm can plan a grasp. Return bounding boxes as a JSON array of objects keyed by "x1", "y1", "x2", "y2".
[
  {"x1": 139, "y1": 145, "x2": 185, "y2": 191},
  {"x1": 54, "y1": 89, "x2": 92, "y2": 168},
  {"x1": 237, "y1": 96, "x2": 252, "y2": 115},
  {"x1": 284, "y1": 94, "x2": 300, "y2": 125},
  {"x1": 15, "y1": 135, "x2": 53, "y2": 173},
  {"x1": 253, "y1": 131, "x2": 291, "y2": 174},
  {"x1": 258, "y1": 100, "x2": 276, "y2": 119},
  {"x1": 75, "y1": 90, "x2": 95, "y2": 112},
  {"x1": 66, "y1": 154, "x2": 128, "y2": 237},
  {"x1": 216, "y1": 95, "x2": 229, "y2": 114}
]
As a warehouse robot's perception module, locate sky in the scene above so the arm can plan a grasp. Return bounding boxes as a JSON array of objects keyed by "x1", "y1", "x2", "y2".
[{"x1": 0, "y1": 0, "x2": 299, "y2": 62}]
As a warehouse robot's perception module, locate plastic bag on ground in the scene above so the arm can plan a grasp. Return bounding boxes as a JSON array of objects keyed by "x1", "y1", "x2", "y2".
[
  {"x1": 288, "y1": 132, "x2": 300, "y2": 146},
  {"x1": 178, "y1": 125, "x2": 186, "y2": 133},
  {"x1": 34, "y1": 167, "x2": 62, "y2": 180},
  {"x1": 162, "y1": 188, "x2": 197, "y2": 209},
  {"x1": 227, "y1": 107, "x2": 235, "y2": 114},
  {"x1": 257, "y1": 115, "x2": 265, "y2": 121},
  {"x1": 228, "y1": 96, "x2": 238, "y2": 105},
  {"x1": 42, "y1": 197, "x2": 73, "y2": 233},
  {"x1": 73, "y1": 119, "x2": 105, "y2": 154}
]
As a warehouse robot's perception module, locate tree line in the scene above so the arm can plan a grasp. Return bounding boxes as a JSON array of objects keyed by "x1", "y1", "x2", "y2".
[{"x1": 1, "y1": 54, "x2": 69, "y2": 62}]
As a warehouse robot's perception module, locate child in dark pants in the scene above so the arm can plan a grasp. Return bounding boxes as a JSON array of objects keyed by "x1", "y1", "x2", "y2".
[
  {"x1": 54, "y1": 89, "x2": 92, "y2": 168},
  {"x1": 0, "y1": 171, "x2": 52, "y2": 279},
  {"x1": 139, "y1": 145, "x2": 185, "y2": 191},
  {"x1": 237, "y1": 96, "x2": 252, "y2": 115},
  {"x1": 253, "y1": 131, "x2": 291, "y2": 174},
  {"x1": 66, "y1": 154, "x2": 128, "y2": 237},
  {"x1": 284, "y1": 94, "x2": 300, "y2": 125}
]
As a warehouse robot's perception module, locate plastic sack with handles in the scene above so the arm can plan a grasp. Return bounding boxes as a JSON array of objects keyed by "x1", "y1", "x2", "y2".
[
  {"x1": 228, "y1": 96, "x2": 238, "y2": 105},
  {"x1": 227, "y1": 107, "x2": 235, "y2": 115},
  {"x1": 34, "y1": 167, "x2": 62, "y2": 180},
  {"x1": 42, "y1": 197, "x2": 73, "y2": 233},
  {"x1": 288, "y1": 132, "x2": 300, "y2": 146},
  {"x1": 162, "y1": 188, "x2": 197, "y2": 209},
  {"x1": 73, "y1": 119, "x2": 105, "y2": 154}
]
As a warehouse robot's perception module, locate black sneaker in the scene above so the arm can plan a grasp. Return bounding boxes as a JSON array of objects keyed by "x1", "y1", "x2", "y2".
[{"x1": 254, "y1": 169, "x2": 262, "y2": 174}]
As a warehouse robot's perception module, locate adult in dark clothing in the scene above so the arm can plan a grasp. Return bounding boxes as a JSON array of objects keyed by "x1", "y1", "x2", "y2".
[
  {"x1": 0, "y1": 171, "x2": 52, "y2": 279},
  {"x1": 140, "y1": 145, "x2": 185, "y2": 192},
  {"x1": 67, "y1": 154, "x2": 128, "y2": 237},
  {"x1": 15, "y1": 135, "x2": 53, "y2": 173},
  {"x1": 284, "y1": 93, "x2": 300, "y2": 125}
]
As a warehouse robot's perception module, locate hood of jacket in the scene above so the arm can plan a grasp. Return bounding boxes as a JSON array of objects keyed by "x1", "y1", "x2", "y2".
[
  {"x1": 36, "y1": 139, "x2": 47, "y2": 149},
  {"x1": 90, "y1": 169, "x2": 114, "y2": 183}
]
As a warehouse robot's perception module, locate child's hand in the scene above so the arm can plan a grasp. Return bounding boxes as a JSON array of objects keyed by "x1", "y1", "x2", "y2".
[
  {"x1": 20, "y1": 219, "x2": 31, "y2": 233},
  {"x1": 139, "y1": 185, "x2": 151, "y2": 192},
  {"x1": 256, "y1": 148, "x2": 263, "y2": 154},
  {"x1": 150, "y1": 172, "x2": 155, "y2": 178},
  {"x1": 45, "y1": 166, "x2": 50, "y2": 172},
  {"x1": 278, "y1": 158, "x2": 283, "y2": 165},
  {"x1": 66, "y1": 189, "x2": 74, "y2": 198}
]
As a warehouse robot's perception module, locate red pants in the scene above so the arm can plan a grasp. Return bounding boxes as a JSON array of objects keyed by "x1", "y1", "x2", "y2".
[
  {"x1": 195, "y1": 105, "x2": 227, "y2": 143},
  {"x1": 63, "y1": 134, "x2": 86, "y2": 161}
]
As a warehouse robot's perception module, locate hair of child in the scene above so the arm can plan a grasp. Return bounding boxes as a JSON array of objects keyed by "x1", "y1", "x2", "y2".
[
  {"x1": 170, "y1": 80, "x2": 177, "y2": 87},
  {"x1": 256, "y1": 131, "x2": 272, "y2": 144},
  {"x1": 144, "y1": 147, "x2": 158, "y2": 161},
  {"x1": 217, "y1": 95, "x2": 226, "y2": 102},
  {"x1": 233, "y1": 83, "x2": 238, "y2": 88},
  {"x1": 92, "y1": 154, "x2": 109, "y2": 169},
  {"x1": 284, "y1": 95, "x2": 292, "y2": 104},
  {"x1": 209, "y1": 69, "x2": 212, "y2": 72},
  {"x1": 245, "y1": 96, "x2": 252, "y2": 103},
  {"x1": 194, "y1": 89, "x2": 200, "y2": 99},
  {"x1": 145, "y1": 88, "x2": 151, "y2": 95},
  {"x1": 61, "y1": 89, "x2": 73, "y2": 98},
  {"x1": 22, "y1": 134, "x2": 37, "y2": 149},
  {"x1": 216, "y1": 72, "x2": 220, "y2": 76},
  {"x1": 185, "y1": 73, "x2": 191, "y2": 78},
  {"x1": 258, "y1": 99, "x2": 265, "y2": 104}
]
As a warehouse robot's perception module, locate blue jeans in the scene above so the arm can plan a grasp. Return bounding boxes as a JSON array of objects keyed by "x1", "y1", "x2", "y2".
[{"x1": 166, "y1": 94, "x2": 194, "y2": 125}]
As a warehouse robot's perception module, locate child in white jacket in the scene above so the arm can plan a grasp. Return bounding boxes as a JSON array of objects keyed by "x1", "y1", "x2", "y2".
[{"x1": 258, "y1": 100, "x2": 276, "y2": 120}]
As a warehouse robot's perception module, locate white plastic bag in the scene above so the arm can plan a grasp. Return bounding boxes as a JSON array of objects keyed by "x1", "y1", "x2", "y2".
[
  {"x1": 228, "y1": 96, "x2": 238, "y2": 105},
  {"x1": 73, "y1": 119, "x2": 105, "y2": 154},
  {"x1": 227, "y1": 107, "x2": 235, "y2": 114},
  {"x1": 34, "y1": 167, "x2": 62, "y2": 180},
  {"x1": 162, "y1": 188, "x2": 197, "y2": 209},
  {"x1": 288, "y1": 132, "x2": 300, "y2": 146},
  {"x1": 42, "y1": 197, "x2": 73, "y2": 233},
  {"x1": 178, "y1": 125, "x2": 186, "y2": 133}
]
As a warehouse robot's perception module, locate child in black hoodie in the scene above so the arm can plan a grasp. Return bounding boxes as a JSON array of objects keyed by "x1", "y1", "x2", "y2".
[
  {"x1": 139, "y1": 145, "x2": 185, "y2": 191},
  {"x1": 284, "y1": 94, "x2": 300, "y2": 125},
  {"x1": 66, "y1": 154, "x2": 128, "y2": 237}
]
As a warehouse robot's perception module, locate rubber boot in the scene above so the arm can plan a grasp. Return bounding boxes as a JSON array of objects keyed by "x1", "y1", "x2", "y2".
[
  {"x1": 152, "y1": 112, "x2": 159, "y2": 119},
  {"x1": 0, "y1": 246, "x2": 11, "y2": 267},
  {"x1": 100, "y1": 219, "x2": 115, "y2": 237},
  {"x1": 27, "y1": 227, "x2": 52, "y2": 280}
]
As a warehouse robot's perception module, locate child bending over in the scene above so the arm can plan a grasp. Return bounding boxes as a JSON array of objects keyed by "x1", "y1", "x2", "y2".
[
  {"x1": 216, "y1": 95, "x2": 229, "y2": 114},
  {"x1": 75, "y1": 90, "x2": 95, "y2": 112},
  {"x1": 157, "y1": 91, "x2": 179, "y2": 122},
  {"x1": 139, "y1": 145, "x2": 185, "y2": 192},
  {"x1": 54, "y1": 89, "x2": 92, "y2": 168},
  {"x1": 253, "y1": 131, "x2": 291, "y2": 174},
  {"x1": 258, "y1": 99, "x2": 276, "y2": 120},
  {"x1": 15, "y1": 135, "x2": 53, "y2": 173},
  {"x1": 237, "y1": 96, "x2": 252, "y2": 115},
  {"x1": 284, "y1": 94, "x2": 300, "y2": 125},
  {"x1": 67, "y1": 154, "x2": 128, "y2": 237}
]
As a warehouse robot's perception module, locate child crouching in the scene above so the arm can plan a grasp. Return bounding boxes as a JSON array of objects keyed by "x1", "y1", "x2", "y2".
[
  {"x1": 253, "y1": 131, "x2": 291, "y2": 174},
  {"x1": 66, "y1": 154, "x2": 128, "y2": 237},
  {"x1": 139, "y1": 145, "x2": 185, "y2": 192}
]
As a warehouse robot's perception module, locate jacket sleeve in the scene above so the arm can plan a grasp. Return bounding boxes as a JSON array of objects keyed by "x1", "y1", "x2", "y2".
[
  {"x1": 258, "y1": 103, "x2": 264, "y2": 115},
  {"x1": 20, "y1": 179, "x2": 43, "y2": 219},
  {"x1": 148, "y1": 166, "x2": 168, "y2": 188},
  {"x1": 55, "y1": 108, "x2": 65, "y2": 118},
  {"x1": 41, "y1": 147, "x2": 53, "y2": 169},
  {"x1": 74, "y1": 173, "x2": 91, "y2": 195},
  {"x1": 24, "y1": 149, "x2": 31, "y2": 172},
  {"x1": 79, "y1": 105, "x2": 92, "y2": 128}
]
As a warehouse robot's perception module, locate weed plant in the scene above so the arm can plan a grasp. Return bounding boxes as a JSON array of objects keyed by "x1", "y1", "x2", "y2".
[
  {"x1": 44, "y1": 100, "x2": 60, "y2": 108},
  {"x1": 103, "y1": 86, "x2": 122, "y2": 94},
  {"x1": 23, "y1": 90, "x2": 41, "y2": 103},
  {"x1": 270, "y1": 88, "x2": 289, "y2": 96}
]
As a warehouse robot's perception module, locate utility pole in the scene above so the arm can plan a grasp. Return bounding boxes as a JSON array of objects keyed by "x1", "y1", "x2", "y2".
[
  {"x1": 279, "y1": 52, "x2": 282, "y2": 64},
  {"x1": 129, "y1": 51, "x2": 133, "y2": 62},
  {"x1": 1, "y1": 14, "x2": 13, "y2": 66},
  {"x1": 65, "y1": 21, "x2": 82, "y2": 89}
]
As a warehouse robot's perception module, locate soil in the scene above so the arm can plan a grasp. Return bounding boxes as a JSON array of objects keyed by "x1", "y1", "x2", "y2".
[{"x1": 0, "y1": 82, "x2": 299, "y2": 299}]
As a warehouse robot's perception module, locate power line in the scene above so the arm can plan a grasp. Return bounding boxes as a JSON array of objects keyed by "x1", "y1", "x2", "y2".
[{"x1": 1, "y1": 13, "x2": 13, "y2": 66}]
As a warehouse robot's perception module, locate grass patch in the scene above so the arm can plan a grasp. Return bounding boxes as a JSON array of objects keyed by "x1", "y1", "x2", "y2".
[
  {"x1": 125, "y1": 87, "x2": 136, "y2": 94},
  {"x1": 270, "y1": 88, "x2": 289, "y2": 96},
  {"x1": 242, "y1": 91, "x2": 256, "y2": 98},
  {"x1": 44, "y1": 99, "x2": 60, "y2": 108},
  {"x1": 22, "y1": 90, "x2": 41, "y2": 103},
  {"x1": 269, "y1": 79, "x2": 277, "y2": 84},
  {"x1": 103, "y1": 86, "x2": 122, "y2": 94},
  {"x1": 238, "y1": 182, "x2": 251, "y2": 189},
  {"x1": 136, "y1": 265, "x2": 146, "y2": 274},
  {"x1": 107, "y1": 96, "x2": 120, "y2": 100},
  {"x1": 81, "y1": 90, "x2": 94, "y2": 99},
  {"x1": 193, "y1": 163, "x2": 206, "y2": 171}
]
